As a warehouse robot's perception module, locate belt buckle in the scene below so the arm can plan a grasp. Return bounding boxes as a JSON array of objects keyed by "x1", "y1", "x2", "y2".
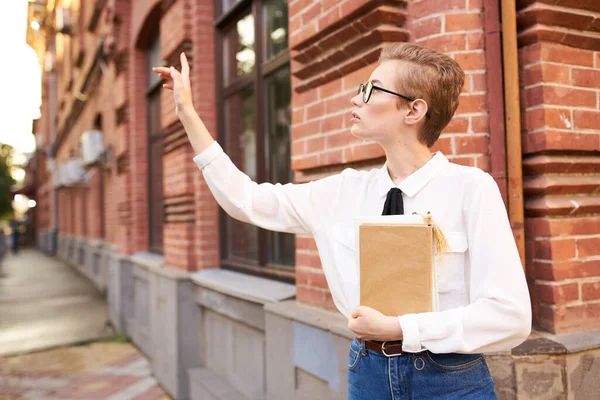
[{"x1": 381, "y1": 341, "x2": 402, "y2": 357}]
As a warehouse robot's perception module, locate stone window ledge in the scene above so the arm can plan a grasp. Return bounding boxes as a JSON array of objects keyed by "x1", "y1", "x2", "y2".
[
  {"x1": 103, "y1": 243, "x2": 117, "y2": 253},
  {"x1": 128, "y1": 252, "x2": 191, "y2": 281},
  {"x1": 86, "y1": 238, "x2": 104, "y2": 249},
  {"x1": 127, "y1": 252, "x2": 198, "y2": 281},
  {"x1": 512, "y1": 328, "x2": 600, "y2": 356},
  {"x1": 190, "y1": 269, "x2": 295, "y2": 305},
  {"x1": 129, "y1": 252, "x2": 164, "y2": 269},
  {"x1": 265, "y1": 300, "x2": 352, "y2": 340}
]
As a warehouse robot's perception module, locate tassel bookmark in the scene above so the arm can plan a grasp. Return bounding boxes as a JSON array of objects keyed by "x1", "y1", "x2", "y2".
[{"x1": 412, "y1": 211, "x2": 450, "y2": 262}]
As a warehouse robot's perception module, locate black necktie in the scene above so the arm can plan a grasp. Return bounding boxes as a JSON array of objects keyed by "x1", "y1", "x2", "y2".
[{"x1": 382, "y1": 188, "x2": 404, "y2": 215}]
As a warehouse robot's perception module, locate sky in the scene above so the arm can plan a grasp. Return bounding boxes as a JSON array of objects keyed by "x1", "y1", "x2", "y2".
[{"x1": 0, "y1": 1, "x2": 40, "y2": 156}]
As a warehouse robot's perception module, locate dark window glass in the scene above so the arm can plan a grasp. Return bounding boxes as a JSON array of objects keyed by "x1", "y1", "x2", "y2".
[
  {"x1": 147, "y1": 34, "x2": 162, "y2": 88},
  {"x1": 224, "y1": 85, "x2": 259, "y2": 263},
  {"x1": 147, "y1": 33, "x2": 164, "y2": 254},
  {"x1": 223, "y1": 13, "x2": 255, "y2": 86},
  {"x1": 221, "y1": 0, "x2": 242, "y2": 15},
  {"x1": 263, "y1": 0, "x2": 288, "y2": 60},
  {"x1": 265, "y1": 67, "x2": 293, "y2": 266}
]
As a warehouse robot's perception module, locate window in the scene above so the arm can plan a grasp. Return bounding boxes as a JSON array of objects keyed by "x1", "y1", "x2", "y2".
[
  {"x1": 147, "y1": 33, "x2": 164, "y2": 254},
  {"x1": 216, "y1": 0, "x2": 292, "y2": 281}
]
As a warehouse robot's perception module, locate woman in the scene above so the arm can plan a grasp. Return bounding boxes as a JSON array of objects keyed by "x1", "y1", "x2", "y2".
[{"x1": 154, "y1": 42, "x2": 531, "y2": 399}]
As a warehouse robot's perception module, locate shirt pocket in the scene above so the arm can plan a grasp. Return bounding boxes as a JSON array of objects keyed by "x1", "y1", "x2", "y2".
[
  {"x1": 333, "y1": 220, "x2": 356, "y2": 252},
  {"x1": 437, "y1": 232, "x2": 468, "y2": 293}
]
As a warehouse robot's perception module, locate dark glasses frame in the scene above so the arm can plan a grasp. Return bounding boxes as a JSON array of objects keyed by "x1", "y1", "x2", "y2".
[{"x1": 358, "y1": 81, "x2": 415, "y2": 104}]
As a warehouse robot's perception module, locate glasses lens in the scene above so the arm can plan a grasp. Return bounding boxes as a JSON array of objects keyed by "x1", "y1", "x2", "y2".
[
  {"x1": 357, "y1": 83, "x2": 364, "y2": 96},
  {"x1": 364, "y1": 82, "x2": 373, "y2": 103}
]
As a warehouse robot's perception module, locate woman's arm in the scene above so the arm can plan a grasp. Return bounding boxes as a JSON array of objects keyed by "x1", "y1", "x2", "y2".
[{"x1": 153, "y1": 53, "x2": 339, "y2": 234}]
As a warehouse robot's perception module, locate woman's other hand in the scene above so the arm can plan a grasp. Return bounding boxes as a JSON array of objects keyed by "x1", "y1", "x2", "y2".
[
  {"x1": 348, "y1": 306, "x2": 403, "y2": 341},
  {"x1": 152, "y1": 52, "x2": 193, "y2": 118}
]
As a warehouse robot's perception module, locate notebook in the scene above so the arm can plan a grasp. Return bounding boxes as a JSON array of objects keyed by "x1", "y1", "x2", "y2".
[{"x1": 354, "y1": 215, "x2": 438, "y2": 317}]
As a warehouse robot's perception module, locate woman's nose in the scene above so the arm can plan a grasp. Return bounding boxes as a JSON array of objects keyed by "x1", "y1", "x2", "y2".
[{"x1": 351, "y1": 93, "x2": 362, "y2": 107}]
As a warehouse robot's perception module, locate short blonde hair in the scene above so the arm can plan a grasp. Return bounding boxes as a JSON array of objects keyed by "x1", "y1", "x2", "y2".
[{"x1": 379, "y1": 43, "x2": 465, "y2": 147}]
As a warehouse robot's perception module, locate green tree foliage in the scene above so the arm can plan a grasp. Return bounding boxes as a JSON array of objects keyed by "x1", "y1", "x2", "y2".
[{"x1": 0, "y1": 144, "x2": 16, "y2": 220}]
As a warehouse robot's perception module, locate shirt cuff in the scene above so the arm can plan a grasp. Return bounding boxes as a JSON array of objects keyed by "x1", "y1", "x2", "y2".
[
  {"x1": 192, "y1": 141, "x2": 223, "y2": 170},
  {"x1": 399, "y1": 314, "x2": 422, "y2": 353}
]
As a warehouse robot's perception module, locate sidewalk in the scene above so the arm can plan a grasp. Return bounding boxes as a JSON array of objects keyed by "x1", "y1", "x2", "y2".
[
  {"x1": 0, "y1": 249, "x2": 111, "y2": 356},
  {"x1": 0, "y1": 249, "x2": 171, "y2": 399},
  {"x1": 0, "y1": 340, "x2": 171, "y2": 399}
]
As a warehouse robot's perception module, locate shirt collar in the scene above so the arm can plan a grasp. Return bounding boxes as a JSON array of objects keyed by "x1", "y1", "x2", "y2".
[{"x1": 377, "y1": 152, "x2": 449, "y2": 198}]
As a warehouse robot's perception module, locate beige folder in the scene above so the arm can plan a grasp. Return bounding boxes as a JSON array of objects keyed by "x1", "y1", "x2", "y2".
[{"x1": 355, "y1": 216, "x2": 437, "y2": 317}]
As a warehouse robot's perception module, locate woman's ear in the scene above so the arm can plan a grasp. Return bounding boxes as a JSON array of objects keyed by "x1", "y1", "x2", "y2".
[{"x1": 404, "y1": 99, "x2": 428, "y2": 127}]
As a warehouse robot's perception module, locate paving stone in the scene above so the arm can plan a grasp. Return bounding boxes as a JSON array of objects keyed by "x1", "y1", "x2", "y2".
[
  {"x1": 134, "y1": 385, "x2": 172, "y2": 400},
  {"x1": 110, "y1": 352, "x2": 144, "y2": 367},
  {"x1": 0, "y1": 385, "x2": 28, "y2": 396},
  {"x1": 11, "y1": 377, "x2": 67, "y2": 390},
  {"x1": 22, "y1": 388, "x2": 61, "y2": 400},
  {"x1": 0, "y1": 342, "x2": 171, "y2": 400},
  {"x1": 105, "y1": 377, "x2": 158, "y2": 400}
]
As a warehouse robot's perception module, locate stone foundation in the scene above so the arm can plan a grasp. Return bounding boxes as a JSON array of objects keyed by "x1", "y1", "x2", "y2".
[{"x1": 44, "y1": 242, "x2": 600, "y2": 400}]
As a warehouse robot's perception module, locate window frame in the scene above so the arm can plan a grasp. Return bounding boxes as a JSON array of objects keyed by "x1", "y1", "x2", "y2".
[
  {"x1": 214, "y1": 0, "x2": 293, "y2": 282},
  {"x1": 146, "y1": 32, "x2": 165, "y2": 255}
]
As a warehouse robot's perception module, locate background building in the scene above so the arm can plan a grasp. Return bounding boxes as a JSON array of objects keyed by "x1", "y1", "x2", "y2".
[{"x1": 26, "y1": 0, "x2": 600, "y2": 399}]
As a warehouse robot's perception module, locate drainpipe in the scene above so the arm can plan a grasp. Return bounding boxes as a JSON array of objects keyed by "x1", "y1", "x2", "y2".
[
  {"x1": 483, "y1": 0, "x2": 508, "y2": 203},
  {"x1": 500, "y1": 0, "x2": 526, "y2": 269},
  {"x1": 48, "y1": 42, "x2": 58, "y2": 256}
]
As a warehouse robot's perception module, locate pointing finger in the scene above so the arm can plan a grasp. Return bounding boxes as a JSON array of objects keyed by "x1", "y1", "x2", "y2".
[{"x1": 180, "y1": 52, "x2": 190, "y2": 82}]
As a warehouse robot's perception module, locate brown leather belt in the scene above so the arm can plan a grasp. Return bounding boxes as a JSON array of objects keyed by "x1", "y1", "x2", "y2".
[{"x1": 363, "y1": 339, "x2": 404, "y2": 357}]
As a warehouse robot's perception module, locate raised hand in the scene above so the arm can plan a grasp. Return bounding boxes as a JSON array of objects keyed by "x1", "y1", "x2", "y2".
[{"x1": 152, "y1": 52, "x2": 193, "y2": 118}]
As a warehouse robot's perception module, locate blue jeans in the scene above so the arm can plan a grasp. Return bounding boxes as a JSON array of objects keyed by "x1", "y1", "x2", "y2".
[{"x1": 348, "y1": 338, "x2": 496, "y2": 399}]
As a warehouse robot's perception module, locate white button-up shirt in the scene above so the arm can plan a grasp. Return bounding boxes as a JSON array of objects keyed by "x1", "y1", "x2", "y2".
[{"x1": 193, "y1": 141, "x2": 532, "y2": 354}]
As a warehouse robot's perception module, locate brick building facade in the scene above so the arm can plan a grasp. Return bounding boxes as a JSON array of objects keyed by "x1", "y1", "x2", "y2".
[{"x1": 26, "y1": 0, "x2": 599, "y2": 399}]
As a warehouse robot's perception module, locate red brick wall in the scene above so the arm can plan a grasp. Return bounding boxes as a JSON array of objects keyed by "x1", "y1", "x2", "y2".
[
  {"x1": 520, "y1": 38, "x2": 600, "y2": 333},
  {"x1": 158, "y1": 0, "x2": 200, "y2": 270},
  {"x1": 87, "y1": 170, "x2": 103, "y2": 239},
  {"x1": 191, "y1": 0, "x2": 220, "y2": 271},
  {"x1": 37, "y1": 0, "x2": 131, "y2": 251},
  {"x1": 37, "y1": 0, "x2": 217, "y2": 269},
  {"x1": 57, "y1": 190, "x2": 65, "y2": 234},
  {"x1": 410, "y1": 0, "x2": 491, "y2": 169},
  {"x1": 163, "y1": 146, "x2": 196, "y2": 269},
  {"x1": 113, "y1": 0, "x2": 133, "y2": 254}
]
